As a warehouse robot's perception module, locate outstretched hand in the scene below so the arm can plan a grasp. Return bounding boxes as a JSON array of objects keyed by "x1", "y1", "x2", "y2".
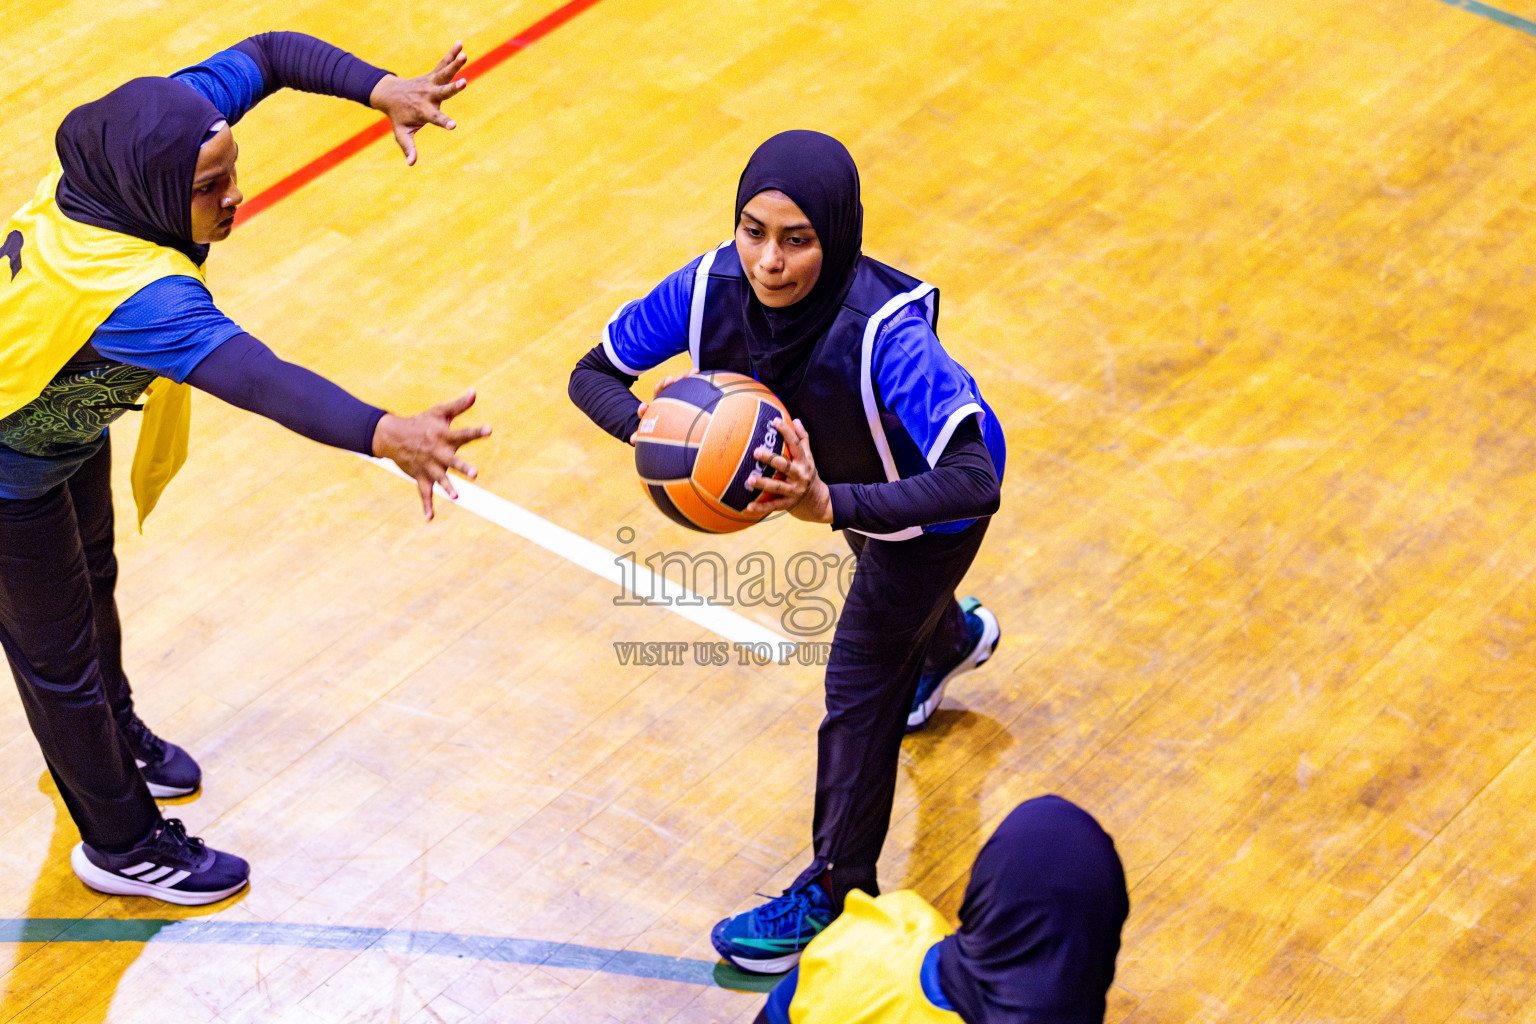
[
  {"x1": 746, "y1": 418, "x2": 833, "y2": 524},
  {"x1": 369, "y1": 42, "x2": 469, "y2": 166},
  {"x1": 371, "y1": 389, "x2": 492, "y2": 520}
]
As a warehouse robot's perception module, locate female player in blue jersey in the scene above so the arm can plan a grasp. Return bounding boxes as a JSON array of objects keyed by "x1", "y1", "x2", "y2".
[
  {"x1": 0, "y1": 34, "x2": 484, "y2": 905},
  {"x1": 569, "y1": 130, "x2": 1007, "y2": 971},
  {"x1": 753, "y1": 796, "x2": 1129, "y2": 1024}
]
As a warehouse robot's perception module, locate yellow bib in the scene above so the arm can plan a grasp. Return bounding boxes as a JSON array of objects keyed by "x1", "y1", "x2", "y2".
[
  {"x1": 0, "y1": 163, "x2": 203, "y2": 527},
  {"x1": 790, "y1": 890, "x2": 962, "y2": 1024}
]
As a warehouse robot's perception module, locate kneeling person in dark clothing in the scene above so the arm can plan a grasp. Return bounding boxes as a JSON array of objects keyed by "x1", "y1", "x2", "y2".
[{"x1": 755, "y1": 796, "x2": 1130, "y2": 1024}]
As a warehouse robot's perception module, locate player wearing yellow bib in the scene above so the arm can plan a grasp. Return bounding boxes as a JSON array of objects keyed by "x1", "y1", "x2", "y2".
[
  {"x1": 754, "y1": 796, "x2": 1129, "y2": 1024},
  {"x1": 0, "y1": 35, "x2": 486, "y2": 905}
]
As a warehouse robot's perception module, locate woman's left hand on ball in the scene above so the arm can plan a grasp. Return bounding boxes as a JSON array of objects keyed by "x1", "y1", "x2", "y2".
[{"x1": 747, "y1": 418, "x2": 832, "y2": 524}]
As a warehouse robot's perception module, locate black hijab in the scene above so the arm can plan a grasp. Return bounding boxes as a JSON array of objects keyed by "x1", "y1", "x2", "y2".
[
  {"x1": 55, "y1": 77, "x2": 225, "y2": 267},
  {"x1": 937, "y1": 796, "x2": 1130, "y2": 1024},
  {"x1": 733, "y1": 130, "x2": 864, "y2": 395}
]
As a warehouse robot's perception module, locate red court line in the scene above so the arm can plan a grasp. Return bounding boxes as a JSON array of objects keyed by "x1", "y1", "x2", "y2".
[{"x1": 234, "y1": 0, "x2": 607, "y2": 224}]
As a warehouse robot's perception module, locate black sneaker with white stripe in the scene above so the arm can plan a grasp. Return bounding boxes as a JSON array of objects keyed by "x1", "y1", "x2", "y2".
[
  {"x1": 119, "y1": 711, "x2": 201, "y2": 798},
  {"x1": 71, "y1": 818, "x2": 248, "y2": 905}
]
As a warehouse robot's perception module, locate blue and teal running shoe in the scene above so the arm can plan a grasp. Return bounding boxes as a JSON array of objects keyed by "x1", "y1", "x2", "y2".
[
  {"x1": 710, "y1": 880, "x2": 834, "y2": 974},
  {"x1": 907, "y1": 596, "x2": 1001, "y2": 733}
]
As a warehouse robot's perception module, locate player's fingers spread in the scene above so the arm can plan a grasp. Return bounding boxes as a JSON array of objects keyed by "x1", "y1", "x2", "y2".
[
  {"x1": 433, "y1": 43, "x2": 464, "y2": 75},
  {"x1": 779, "y1": 421, "x2": 804, "y2": 461},
  {"x1": 754, "y1": 477, "x2": 791, "y2": 496},
  {"x1": 436, "y1": 389, "x2": 476, "y2": 418},
  {"x1": 450, "y1": 457, "x2": 478, "y2": 480},
  {"x1": 796, "y1": 423, "x2": 813, "y2": 456},
  {"x1": 423, "y1": 463, "x2": 451, "y2": 492},
  {"x1": 394, "y1": 123, "x2": 417, "y2": 165}
]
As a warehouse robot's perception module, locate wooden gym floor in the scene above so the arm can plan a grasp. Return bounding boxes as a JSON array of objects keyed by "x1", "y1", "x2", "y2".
[{"x1": 4, "y1": 0, "x2": 1536, "y2": 1019}]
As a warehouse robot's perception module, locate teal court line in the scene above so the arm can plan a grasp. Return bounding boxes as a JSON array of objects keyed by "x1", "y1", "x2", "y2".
[
  {"x1": 0, "y1": 918, "x2": 777, "y2": 994},
  {"x1": 1432, "y1": 0, "x2": 1536, "y2": 35}
]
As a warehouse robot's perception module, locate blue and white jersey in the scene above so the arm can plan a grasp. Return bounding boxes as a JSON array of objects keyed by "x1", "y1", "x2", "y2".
[{"x1": 602, "y1": 245, "x2": 1006, "y2": 538}]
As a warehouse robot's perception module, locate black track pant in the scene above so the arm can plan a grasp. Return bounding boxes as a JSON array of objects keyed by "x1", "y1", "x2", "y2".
[
  {"x1": 0, "y1": 441, "x2": 158, "y2": 850},
  {"x1": 792, "y1": 518, "x2": 989, "y2": 909}
]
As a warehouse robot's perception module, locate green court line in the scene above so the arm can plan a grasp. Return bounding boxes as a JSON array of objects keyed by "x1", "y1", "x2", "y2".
[
  {"x1": 1433, "y1": 0, "x2": 1536, "y2": 36},
  {"x1": 0, "y1": 918, "x2": 777, "y2": 993}
]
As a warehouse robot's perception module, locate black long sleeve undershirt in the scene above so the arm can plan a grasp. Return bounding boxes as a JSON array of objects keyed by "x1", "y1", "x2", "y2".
[
  {"x1": 569, "y1": 343, "x2": 643, "y2": 442},
  {"x1": 567, "y1": 343, "x2": 1000, "y2": 533},
  {"x1": 828, "y1": 417, "x2": 999, "y2": 534},
  {"x1": 186, "y1": 333, "x2": 385, "y2": 454},
  {"x1": 232, "y1": 32, "x2": 391, "y2": 108}
]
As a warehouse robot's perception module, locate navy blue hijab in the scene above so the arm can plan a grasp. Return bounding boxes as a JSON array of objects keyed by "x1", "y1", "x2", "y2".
[
  {"x1": 55, "y1": 77, "x2": 224, "y2": 267},
  {"x1": 938, "y1": 796, "x2": 1130, "y2": 1024},
  {"x1": 733, "y1": 130, "x2": 864, "y2": 395}
]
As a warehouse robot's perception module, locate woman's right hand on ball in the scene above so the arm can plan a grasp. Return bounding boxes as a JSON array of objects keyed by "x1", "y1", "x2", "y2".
[
  {"x1": 372, "y1": 389, "x2": 492, "y2": 520},
  {"x1": 629, "y1": 401, "x2": 648, "y2": 446},
  {"x1": 628, "y1": 369, "x2": 695, "y2": 445}
]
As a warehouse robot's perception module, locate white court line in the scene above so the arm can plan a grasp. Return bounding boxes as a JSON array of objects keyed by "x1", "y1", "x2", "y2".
[{"x1": 357, "y1": 455, "x2": 788, "y2": 648}]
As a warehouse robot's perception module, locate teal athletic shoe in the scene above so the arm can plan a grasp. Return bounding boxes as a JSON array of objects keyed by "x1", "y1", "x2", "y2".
[
  {"x1": 906, "y1": 596, "x2": 1001, "y2": 733},
  {"x1": 710, "y1": 879, "x2": 834, "y2": 974}
]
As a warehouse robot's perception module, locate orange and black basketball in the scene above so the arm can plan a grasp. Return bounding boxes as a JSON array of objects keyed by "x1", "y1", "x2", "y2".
[{"x1": 634, "y1": 371, "x2": 792, "y2": 533}]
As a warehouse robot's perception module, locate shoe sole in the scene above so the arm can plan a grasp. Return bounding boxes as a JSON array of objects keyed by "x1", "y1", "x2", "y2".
[
  {"x1": 906, "y1": 606, "x2": 1001, "y2": 731},
  {"x1": 136, "y1": 757, "x2": 199, "y2": 799},
  {"x1": 70, "y1": 843, "x2": 247, "y2": 906},
  {"x1": 721, "y1": 948, "x2": 805, "y2": 974}
]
